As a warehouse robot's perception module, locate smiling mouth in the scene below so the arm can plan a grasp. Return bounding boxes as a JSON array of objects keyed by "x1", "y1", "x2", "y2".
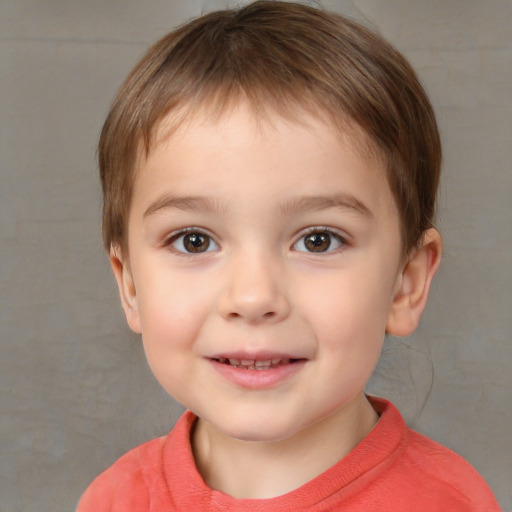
[{"x1": 213, "y1": 357, "x2": 301, "y2": 370}]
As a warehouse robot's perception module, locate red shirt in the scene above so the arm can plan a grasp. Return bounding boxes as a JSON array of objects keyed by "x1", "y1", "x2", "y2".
[{"x1": 77, "y1": 398, "x2": 501, "y2": 511}]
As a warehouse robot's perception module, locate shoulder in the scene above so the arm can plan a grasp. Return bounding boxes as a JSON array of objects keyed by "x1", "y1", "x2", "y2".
[
  {"x1": 394, "y1": 425, "x2": 501, "y2": 510},
  {"x1": 405, "y1": 429, "x2": 500, "y2": 511},
  {"x1": 368, "y1": 397, "x2": 501, "y2": 511},
  {"x1": 76, "y1": 411, "x2": 197, "y2": 512},
  {"x1": 76, "y1": 435, "x2": 166, "y2": 512}
]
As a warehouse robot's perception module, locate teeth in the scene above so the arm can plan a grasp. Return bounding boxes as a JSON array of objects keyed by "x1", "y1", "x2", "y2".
[
  {"x1": 255, "y1": 360, "x2": 272, "y2": 368},
  {"x1": 216, "y1": 357, "x2": 295, "y2": 369}
]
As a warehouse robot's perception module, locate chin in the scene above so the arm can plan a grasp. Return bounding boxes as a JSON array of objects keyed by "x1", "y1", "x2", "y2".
[{"x1": 212, "y1": 415, "x2": 301, "y2": 444}]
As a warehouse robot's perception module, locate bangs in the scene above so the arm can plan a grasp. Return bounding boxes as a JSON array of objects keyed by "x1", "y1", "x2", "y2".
[{"x1": 99, "y1": 1, "x2": 440, "y2": 256}]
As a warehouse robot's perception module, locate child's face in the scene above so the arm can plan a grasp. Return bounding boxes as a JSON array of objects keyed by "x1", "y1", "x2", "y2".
[{"x1": 115, "y1": 104, "x2": 405, "y2": 443}]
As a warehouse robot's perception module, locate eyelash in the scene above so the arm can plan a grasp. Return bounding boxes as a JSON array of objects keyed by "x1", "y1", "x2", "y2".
[
  {"x1": 292, "y1": 227, "x2": 347, "y2": 254},
  {"x1": 163, "y1": 228, "x2": 219, "y2": 255},
  {"x1": 162, "y1": 226, "x2": 347, "y2": 255}
]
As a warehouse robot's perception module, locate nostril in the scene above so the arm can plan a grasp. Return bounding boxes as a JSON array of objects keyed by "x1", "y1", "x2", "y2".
[
  {"x1": 226, "y1": 310, "x2": 276, "y2": 320},
  {"x1": 218, "y1": 289, "x2": 290, "y2": 324}
]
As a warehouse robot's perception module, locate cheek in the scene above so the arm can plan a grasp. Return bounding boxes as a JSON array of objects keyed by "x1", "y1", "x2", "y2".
[
  {"x1": 136, "y1": 271, "x2": 215, "y2": 351},
  {"x1": 300, "y1": 266, "x2": 395, "y2": 350},
  {"x1": 318, "y1": 274, "x2": 394, "y2": 322},
  {"x1": 136, "y1": 280, "x2": 212, "y2": 398}
]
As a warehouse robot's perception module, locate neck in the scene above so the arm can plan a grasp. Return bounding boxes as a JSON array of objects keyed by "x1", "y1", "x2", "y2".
[{"x1": 191, "y1": 394, "x2": 378, "y2": 499}]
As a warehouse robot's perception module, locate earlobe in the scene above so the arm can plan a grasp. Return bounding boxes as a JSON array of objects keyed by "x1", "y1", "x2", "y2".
[
  {"x1": 386, "y1": 228, "x2": 442, "y2": 337},
  {"x1": 110, "y1": 246, "x2": 142, "y2": 334}
]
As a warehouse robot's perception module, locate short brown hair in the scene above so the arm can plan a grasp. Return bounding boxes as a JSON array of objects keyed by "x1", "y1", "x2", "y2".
[{"x1": 99, "y1": 0, "x2": 441, "y2": 256}]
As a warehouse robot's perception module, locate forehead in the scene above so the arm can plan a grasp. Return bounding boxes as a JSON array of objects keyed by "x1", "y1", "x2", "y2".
[
  {"x1": 145, "y1": 97, "x2": 381, "y2": 165},
  {"x1": 132, "y1": 103, "x2": 397, "y2": 221}
]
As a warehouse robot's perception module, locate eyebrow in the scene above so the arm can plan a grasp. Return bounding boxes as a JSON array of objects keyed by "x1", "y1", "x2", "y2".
[
  {"x1": 143, "y1": 195, "x2": 224, "y2": 218},
  {"x1": 278, "y1": 194, "x2": 373, "y2": 219},
  {"x1": 143, "y1": 192, "x2": 372, "y2": 219}
]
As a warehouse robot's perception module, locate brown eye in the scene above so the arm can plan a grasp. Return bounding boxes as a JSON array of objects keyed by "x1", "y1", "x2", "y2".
[
  {"x1": 183, "y1": 233, "x2": 210, "y2": 253},
  {"x1": 170, "y1": 231, "x2": 218, "y2": 254},
  {"x1": 304, "y1": 233, "x2": 331, "y2": 252},
  {"x1": 293, "y1": 229, "x2": 344, "y2": 253}
]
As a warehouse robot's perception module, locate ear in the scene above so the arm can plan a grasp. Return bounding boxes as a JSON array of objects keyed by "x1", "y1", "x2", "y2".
[
  {"x1": 109, "y1": 247, "x2": 142, "y2": 334},
  {"x1": 386, "y1": 228, "x2": 442, "y2": 337}
]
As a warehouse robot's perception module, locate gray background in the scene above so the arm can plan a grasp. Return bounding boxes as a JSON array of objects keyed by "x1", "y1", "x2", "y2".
[{"x1": 1, "y1": 0, "x2": 511, "y2": 510}]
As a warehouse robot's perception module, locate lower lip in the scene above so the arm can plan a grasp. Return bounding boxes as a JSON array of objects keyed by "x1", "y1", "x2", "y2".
[{"x1": 209, "y1": 359, "x2": 306, "y2": 389}]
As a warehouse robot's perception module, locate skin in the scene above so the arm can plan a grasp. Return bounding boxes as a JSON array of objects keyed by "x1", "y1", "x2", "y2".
[{"x1": 111, "y1": 103, "x2": 442, "y2": 499}]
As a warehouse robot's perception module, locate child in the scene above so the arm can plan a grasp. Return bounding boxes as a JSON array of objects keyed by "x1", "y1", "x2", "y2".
[{"x1": 78, "y1": 1, "x2": 501, "y2": 510}]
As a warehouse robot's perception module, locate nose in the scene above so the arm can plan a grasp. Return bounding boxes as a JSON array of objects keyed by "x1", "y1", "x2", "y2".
[{"x1": 217, "y1": 250, "x2": 290, "y2": 324}]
